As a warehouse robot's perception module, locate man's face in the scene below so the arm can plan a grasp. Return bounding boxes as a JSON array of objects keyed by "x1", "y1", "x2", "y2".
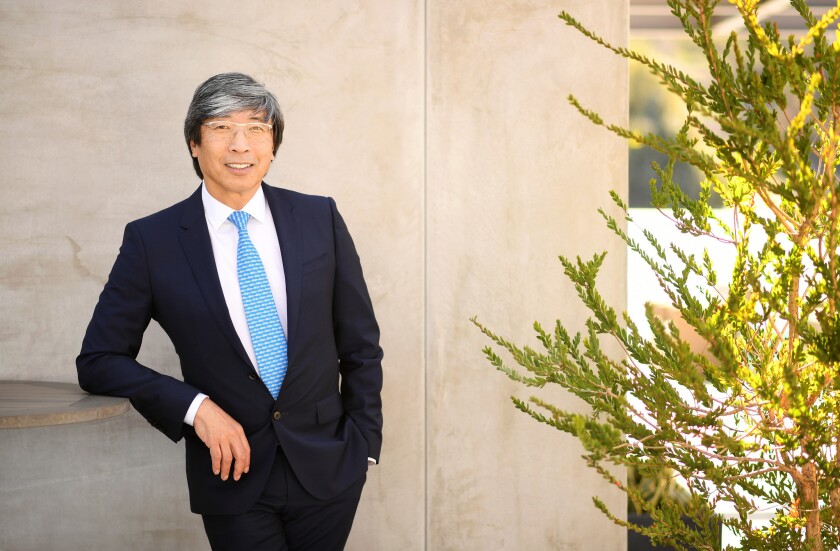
[{"x1": 190, "y1": 110, "x2": 275, "y2": 208}]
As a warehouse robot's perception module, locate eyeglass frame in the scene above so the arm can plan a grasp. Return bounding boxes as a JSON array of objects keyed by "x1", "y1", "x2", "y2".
[{"x1": 200, "y1": 120, "x2": 274, "y2": 141}]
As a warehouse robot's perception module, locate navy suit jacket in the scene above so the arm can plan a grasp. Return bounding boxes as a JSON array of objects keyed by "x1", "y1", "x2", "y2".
[{"x1": 77, "y1": 183, "x2": 383, "y2": 515}]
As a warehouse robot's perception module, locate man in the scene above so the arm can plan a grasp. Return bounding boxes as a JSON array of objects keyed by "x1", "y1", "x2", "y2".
[{"x1": 77, "y1": 72, "x2": 383, "y2": 551}]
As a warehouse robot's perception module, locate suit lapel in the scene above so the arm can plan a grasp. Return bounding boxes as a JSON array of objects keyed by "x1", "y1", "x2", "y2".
[
  {"x1": 178, "y1": 186, "x2": 254, "y2": 369},
  {"x1": 264, "y1": 184, "x2": 301, "y2": 356}
]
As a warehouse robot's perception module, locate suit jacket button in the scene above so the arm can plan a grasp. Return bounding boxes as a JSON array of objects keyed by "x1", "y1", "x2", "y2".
[
  {"x1": 273, "y1": 411, "x2": 282, "y2": 421},
  {"x1": 248, "y1": 373, "x2": 257, "y2": 381}
]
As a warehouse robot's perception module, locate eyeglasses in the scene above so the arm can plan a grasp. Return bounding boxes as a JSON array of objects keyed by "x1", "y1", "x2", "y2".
[{"x1": 201, "y1": 120, "x2": 273, "y2": 141}]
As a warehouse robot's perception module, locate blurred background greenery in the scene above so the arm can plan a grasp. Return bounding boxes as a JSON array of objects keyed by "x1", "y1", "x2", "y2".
[{"x1": 628, "y1": 37, "x2": 714, "y2": 207}]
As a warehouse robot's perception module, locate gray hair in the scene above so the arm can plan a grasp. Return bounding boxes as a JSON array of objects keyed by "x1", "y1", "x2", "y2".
[{"x1": 184, "y1": 72, "x2": 284, "y2": 178}]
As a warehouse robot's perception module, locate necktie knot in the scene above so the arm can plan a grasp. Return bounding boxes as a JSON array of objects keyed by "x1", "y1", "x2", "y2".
[{"x1": 228, "y1": 211, "x2": 251, "y2": 231}]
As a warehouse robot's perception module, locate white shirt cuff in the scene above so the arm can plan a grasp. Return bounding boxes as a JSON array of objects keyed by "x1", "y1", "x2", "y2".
[
  {"x1": 183, "y1": 393, "x2": 209, "y2": 426},
  {"x1": 368, "y1": 457, "x2": 377, "y2": 465}
]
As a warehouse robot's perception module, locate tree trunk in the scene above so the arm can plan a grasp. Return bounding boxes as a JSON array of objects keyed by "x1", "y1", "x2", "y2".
[{"x1": 802, "y1": 462, "x2": 822, "y2": 551}]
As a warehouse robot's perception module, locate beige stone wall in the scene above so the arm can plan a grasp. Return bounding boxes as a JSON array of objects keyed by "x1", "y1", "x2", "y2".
[{"x1": 0, "y1": 1, "x2": 626, "y2": 549}]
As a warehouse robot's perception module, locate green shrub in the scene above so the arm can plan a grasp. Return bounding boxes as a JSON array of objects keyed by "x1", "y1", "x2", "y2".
[{"x1": 474, "y1": 2, "x2": 840, "y2": 549}]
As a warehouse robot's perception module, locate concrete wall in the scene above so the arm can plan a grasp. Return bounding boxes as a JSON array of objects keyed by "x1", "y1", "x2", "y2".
[{"x1": 0, "y1": 1, "x2": 627, "y2": 549}]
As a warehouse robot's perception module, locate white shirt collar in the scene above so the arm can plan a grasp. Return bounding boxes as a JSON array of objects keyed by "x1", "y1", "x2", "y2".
[{"x1": 201, "y1": 183, "x2": 267, "y2": 230}]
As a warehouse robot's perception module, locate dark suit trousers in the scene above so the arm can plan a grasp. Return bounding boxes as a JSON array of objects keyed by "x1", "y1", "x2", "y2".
[{"x1": 201, "y1": 447, "x2": 366, "y2": 551}]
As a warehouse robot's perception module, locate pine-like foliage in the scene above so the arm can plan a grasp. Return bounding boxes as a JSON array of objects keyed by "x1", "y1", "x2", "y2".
[{"x1": 473, "y1": 1, "x2": 840, "y2": 550}]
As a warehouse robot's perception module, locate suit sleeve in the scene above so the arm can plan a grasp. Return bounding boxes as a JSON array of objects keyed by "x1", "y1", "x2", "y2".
[
  {"x1": 76, "y1": 222, "x2": 200, "y2": 442},
  {"x1": 329, "y1": 198, "x2": 384, "y2": 462}
]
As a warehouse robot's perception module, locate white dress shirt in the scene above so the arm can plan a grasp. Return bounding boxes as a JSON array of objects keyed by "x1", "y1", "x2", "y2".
[{"x1": 183, "y1": 183, "x2": 288, "y2": 424}]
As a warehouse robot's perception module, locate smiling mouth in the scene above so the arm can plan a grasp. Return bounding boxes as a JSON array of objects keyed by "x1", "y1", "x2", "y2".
[{"x1": 226, "y1": 163, "x2": 252, "y2": 169}]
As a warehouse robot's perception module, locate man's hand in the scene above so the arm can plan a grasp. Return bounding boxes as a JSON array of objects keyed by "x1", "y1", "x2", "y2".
[{"x1": 193, "y1": 398, "x2": 250, "y2": 481}]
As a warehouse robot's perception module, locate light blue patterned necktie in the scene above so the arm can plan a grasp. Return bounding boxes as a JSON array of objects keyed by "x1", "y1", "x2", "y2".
[{"x1": 228, "y1": 211, "x2": 288, "y2": 399}]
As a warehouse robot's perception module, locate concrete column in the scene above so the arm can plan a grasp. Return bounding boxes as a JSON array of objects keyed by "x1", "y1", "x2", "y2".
[
  {"x1": 0, "y1": 1, "x2": 627, "y2": 549},
  {"x1": 426, "y1": 1, "x2": 628, "y2": 548}
]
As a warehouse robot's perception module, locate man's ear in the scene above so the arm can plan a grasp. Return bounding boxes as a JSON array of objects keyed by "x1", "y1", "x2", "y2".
[{"x1": 190, "y1": 140, "x2": 198, "y2": 158}]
